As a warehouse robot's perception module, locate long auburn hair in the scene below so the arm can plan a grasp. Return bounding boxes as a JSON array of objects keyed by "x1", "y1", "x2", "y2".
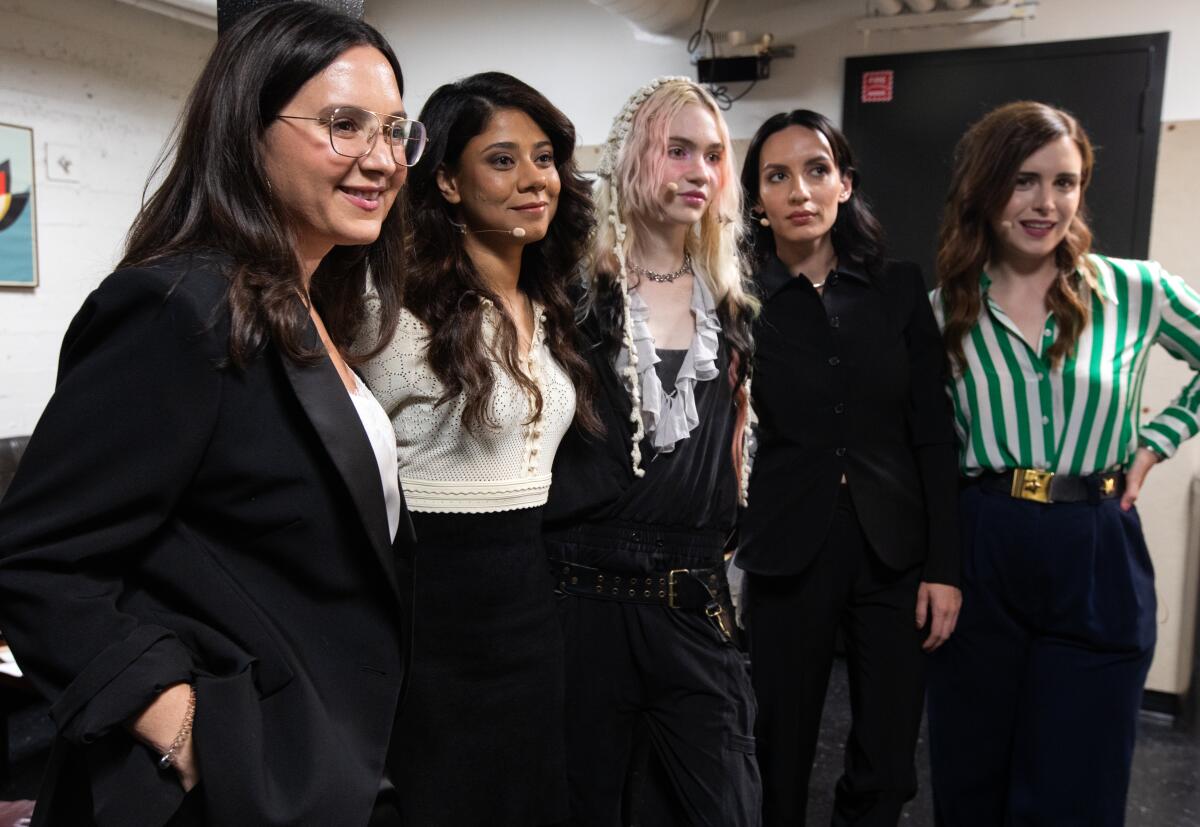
[
  {"x1": 739, "y1": 109, "x2": 886, "y2": 276},
  {"x1": 120, "y1": 2, "x2": 406, "y2": 367},
  {"x1": 937, "y1": 101, "x2": 1097, "y2": 371},
  {"x1": 403, "y1": 72, "x2": 599, "y2": 434}
]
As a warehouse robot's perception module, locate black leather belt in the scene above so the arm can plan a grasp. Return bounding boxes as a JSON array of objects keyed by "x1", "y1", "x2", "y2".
[
  {"x1": 552, "y1": 560, "x2": 722, "y2": 609},
  {"x1": 973, "y1": 469, "x2": 1125, "y2": 503},
  {"x1": 551, "y1": 560, "x2": 738, "y2": 643}
]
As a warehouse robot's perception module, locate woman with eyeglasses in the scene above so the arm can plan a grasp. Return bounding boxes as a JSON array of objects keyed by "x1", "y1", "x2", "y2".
[
  {"x1": 0, "y1": 5, "x2": 421, "y2": 825},
  {"x1": 358, "y1": 72, "x2": 596, "y2": 827}
]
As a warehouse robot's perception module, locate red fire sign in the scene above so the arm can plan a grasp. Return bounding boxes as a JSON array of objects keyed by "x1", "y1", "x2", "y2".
[{"x1": 861, "y1": 70, "x2": 895, "y2": 103}]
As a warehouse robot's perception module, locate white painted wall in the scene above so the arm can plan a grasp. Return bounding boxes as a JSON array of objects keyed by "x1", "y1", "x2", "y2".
[
  {"x1": 367, "y1": 0, "x2": 690, "y2": 149},
  {"x1": 0, "y1": 0, "x2": 213, "y2": 437}
]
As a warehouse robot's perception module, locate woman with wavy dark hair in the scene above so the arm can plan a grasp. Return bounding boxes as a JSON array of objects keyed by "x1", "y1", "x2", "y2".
[
  {"x1": 358, "y1": 71, "x2": 594, "y2": 826},
  {"x1": 927, "y1": 101, "x2": 1200, "y2": 826},
  {"x1": 0, "y1": 3, "x2": 419, "y2": 824},
  {"x1": 737, "y1": 109, "x2": 961, "y2": 825}
]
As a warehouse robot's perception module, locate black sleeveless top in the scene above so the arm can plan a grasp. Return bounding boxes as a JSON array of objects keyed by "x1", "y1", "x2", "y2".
[{"x1": 544, "y1": 323, "x2": 739, "y2": 535}]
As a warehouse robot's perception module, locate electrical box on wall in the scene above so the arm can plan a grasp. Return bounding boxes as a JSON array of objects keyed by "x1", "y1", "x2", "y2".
[{"x1": 696, "y1": 55, "x2": 770, "y2": 84}]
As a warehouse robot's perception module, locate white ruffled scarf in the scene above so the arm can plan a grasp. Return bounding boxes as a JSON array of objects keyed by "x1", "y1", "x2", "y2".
[{"x1": 615, "y1": 275, "x2": 722, "y2": 453}]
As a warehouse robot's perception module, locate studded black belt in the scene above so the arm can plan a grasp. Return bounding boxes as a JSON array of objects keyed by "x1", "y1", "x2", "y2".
[{"x1": 551, "y1": 560, "x2": 723, "y2": 609}]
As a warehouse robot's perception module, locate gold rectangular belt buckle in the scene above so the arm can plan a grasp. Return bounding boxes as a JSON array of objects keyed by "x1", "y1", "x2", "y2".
[
  {"x1": 1011, "y1": 468, "x2": 1054, "y2": 503},
  {"x1": 667, "y1": 569, "x2": 688, "y2": 609}
]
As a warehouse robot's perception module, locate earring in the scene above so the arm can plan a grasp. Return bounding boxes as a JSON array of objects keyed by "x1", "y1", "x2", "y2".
[{"x1": 759, "y1": 216, "x2": 770, "y2": 227}]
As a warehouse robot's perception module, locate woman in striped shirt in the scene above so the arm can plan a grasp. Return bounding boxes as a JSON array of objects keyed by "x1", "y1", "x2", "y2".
[{"x1": 927, "y1": 101, "x2": 1200, "y2": 826}]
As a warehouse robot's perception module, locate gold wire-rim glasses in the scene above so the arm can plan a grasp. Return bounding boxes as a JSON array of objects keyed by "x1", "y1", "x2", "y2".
[{"x1": 277, "y1": 106, "x2": 427, "y2": 167}]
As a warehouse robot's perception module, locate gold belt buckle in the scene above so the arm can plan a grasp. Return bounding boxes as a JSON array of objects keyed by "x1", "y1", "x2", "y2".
[
  {"x1": 1011, "y1": 468, "x2": 1054, "y2": 503},
  {"x1": 667, "y1": 569, "x2": 688, "y2": 609}
]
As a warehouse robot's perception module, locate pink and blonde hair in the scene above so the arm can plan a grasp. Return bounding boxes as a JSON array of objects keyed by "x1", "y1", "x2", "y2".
[{"x1": 587, "y1": 77, "x2": 757, "y2": 479}]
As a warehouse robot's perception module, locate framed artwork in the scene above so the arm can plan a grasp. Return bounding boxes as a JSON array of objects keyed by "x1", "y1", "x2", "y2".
[{"x1": 0, "y1": 122, "x2": 39, "y2": 288}]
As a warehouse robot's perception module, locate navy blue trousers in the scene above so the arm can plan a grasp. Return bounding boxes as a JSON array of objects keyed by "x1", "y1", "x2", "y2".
[{"x1": 927, "y1": 485, "x2": 1156, "y2": 827}]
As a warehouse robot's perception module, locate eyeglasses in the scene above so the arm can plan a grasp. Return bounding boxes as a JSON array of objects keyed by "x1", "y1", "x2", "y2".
[{"x1": 277, "y1": 106, "x2": 427, "y2": 167}]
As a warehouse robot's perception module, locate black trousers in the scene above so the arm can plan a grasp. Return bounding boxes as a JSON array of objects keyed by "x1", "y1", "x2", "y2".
[
  {"x1": 927, "y1": 485, "x2": 1155, "y2": 826},
  {"x1": 546, "y1": 522, "x2": 761, "y2": 827},
  {"x1": 744, "y1": 488, "x2": 926, "y2": 826}
]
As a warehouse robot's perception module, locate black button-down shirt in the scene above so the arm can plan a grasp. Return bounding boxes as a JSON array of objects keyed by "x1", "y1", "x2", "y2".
[{"x1": 738, "y1": 255, "x2": 960, "y2": 584}]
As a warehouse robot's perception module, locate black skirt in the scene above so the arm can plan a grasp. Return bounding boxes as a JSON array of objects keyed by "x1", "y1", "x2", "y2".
[{"x1": 394, "y1": 507, "x2": 568, "y2": 827}]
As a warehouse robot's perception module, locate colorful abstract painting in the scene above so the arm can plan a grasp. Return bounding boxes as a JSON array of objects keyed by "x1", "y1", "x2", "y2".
[{"x1": 0, "y1": 123, "x2": 38, "y2": 287}]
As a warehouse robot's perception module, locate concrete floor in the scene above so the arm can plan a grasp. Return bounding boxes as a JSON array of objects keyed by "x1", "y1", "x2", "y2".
[{"x1": 807, "y1": 659, "x2": 1200, "y2": 826}]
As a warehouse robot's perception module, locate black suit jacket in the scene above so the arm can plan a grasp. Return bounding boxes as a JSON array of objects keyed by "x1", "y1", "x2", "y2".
[
  {"x1": 0, "y1": 253, "x2": 415, "y2": 826},
  {"x1": 738, "y1": 257, "x2": 960, "y2": 585}
]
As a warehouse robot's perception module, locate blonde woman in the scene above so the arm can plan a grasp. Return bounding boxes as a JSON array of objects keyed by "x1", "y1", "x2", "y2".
[{"x1": 544, "y1": 77, "x2": 760, "y2": 827}]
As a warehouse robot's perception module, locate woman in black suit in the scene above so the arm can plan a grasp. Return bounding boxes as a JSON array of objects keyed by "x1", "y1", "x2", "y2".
[
  {"x1": 737, "y1": 110, "x2": 961, "y2": 825},
  {"x1": 0, "y1": 4, "x2": 422, "y2": 825}
]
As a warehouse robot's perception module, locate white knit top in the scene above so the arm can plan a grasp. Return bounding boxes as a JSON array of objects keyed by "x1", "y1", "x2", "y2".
[{"x1": 359, "y1": 301, "x2": 576, "y2": 513}]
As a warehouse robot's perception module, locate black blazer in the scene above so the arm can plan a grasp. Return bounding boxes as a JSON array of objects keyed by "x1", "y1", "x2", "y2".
[
  {"x1": 0, "y1": 253, "x2": 415, "y2": 826},
  {"x1": 738, "y1": 257, "x2": 960, "y2": 585}
]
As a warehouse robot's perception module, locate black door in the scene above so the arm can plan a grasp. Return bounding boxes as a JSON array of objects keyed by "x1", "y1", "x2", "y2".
[{"x1": 842, "y1": 33, "x2": 1168, "y2": 285}]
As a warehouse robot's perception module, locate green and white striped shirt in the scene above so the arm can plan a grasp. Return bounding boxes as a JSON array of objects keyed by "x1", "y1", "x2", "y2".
[{"x1": 930, "y1": 254, "x2": 1200, "y2": 476}]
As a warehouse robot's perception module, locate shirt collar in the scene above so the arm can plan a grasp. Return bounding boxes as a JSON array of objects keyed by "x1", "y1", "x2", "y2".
[
  {"x1": 979, "y1": 259, "x2": 1115, "y2": 304},
  {"x1": 757, "y1": 255, "x2": 871, "y2": 300}
]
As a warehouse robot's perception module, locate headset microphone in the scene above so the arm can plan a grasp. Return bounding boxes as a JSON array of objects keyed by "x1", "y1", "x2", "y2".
[
  {"x1": 1000, "y1": 220, "x2": 1014, "y2": 231},
  {"x1": 666, "y1": 182, "x2": 679, "y2": 193},
  {"x1": 449, "y1": 220, "x2": 526, "y2": 239}
]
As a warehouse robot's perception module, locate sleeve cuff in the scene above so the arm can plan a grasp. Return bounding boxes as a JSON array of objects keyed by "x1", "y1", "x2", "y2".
[
  {"x1": 51, "y1": 625, "x2": 195, "y2": 744},
  {"x1": 1140, "y1": 408, "x2": 1198, "y2": 461},
  {"x1": 921, "y1": 557, "x2": 961, "y2": 588}
]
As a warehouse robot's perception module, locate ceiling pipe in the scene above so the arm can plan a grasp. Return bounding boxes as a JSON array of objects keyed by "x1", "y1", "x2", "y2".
[
  {"x1": 114, "y1": 0, "x2": 217, "y2": 30},
  {"x1": 588, "y1": 0, "x2": 710, "y2": 37}
]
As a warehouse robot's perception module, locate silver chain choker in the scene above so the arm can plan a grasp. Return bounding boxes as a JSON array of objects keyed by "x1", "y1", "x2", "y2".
[{"x1": 630, "y1": 253, "x2": 693, "y2": 283}]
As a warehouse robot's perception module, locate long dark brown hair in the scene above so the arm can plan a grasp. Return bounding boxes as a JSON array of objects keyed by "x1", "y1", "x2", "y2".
[
  {"x1": 739, "y1": 109, "x2": 886, "y2": 277},
  {"x1": 120, "y1": 2, "x2": 406, "y2": 367},
  {"x1": 404, "y1": 72, "x2": 599, "y2": 434},
  {"x1": 937, "y1": 101, "x2": 1097, "y2": 371}
]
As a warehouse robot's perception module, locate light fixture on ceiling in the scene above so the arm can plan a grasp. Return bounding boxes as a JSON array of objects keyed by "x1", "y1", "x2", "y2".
[{"x1": 859, "y1": 0, "x2": 1037, "y2": 30}]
